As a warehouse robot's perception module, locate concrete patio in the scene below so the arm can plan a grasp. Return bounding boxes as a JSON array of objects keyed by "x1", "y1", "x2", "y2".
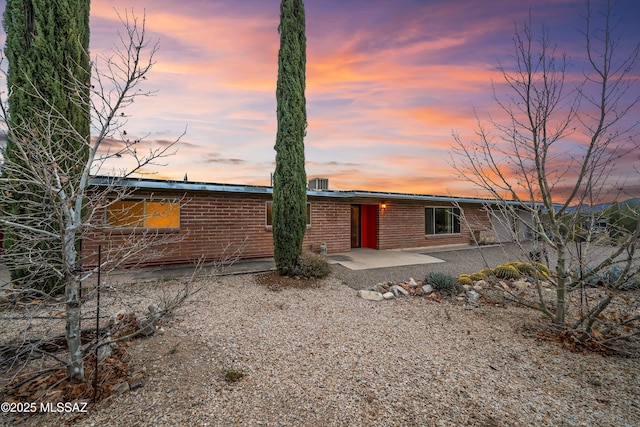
[{"x1": 328, "y1": 248, "x2": 446, "y2": 270}]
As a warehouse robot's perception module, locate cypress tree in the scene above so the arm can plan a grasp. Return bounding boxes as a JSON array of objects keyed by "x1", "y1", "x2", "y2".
[
  {"x1": 2, "y1": 0, "x2": 91, "y2": 293},
  {"x1": 273, "y1": 0, "x2": 307, "y2": 276}
]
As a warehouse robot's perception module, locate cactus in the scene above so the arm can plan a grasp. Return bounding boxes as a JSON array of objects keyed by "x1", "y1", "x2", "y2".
[
  {"x1": 509, "y1": 261, "x2": 534, "y2": 276},
  {"x1": 458, "y1": 274, "x2": 473, "y2": 286},
  {"x1": 481, "y1": 268, "x2": 494, "y2": 277},
  {"x1": 493, "y1": 264, "x2": 521, "y2": 280},
  {"x1": 470, "y1": 271, "x2": 488, "y2": 281},
  {"x1": 533, "y1": 262, "x2": 550, "y2": 279},
  {"x1": 534, "y1": 262, "x2": 550, "y2": 275}
]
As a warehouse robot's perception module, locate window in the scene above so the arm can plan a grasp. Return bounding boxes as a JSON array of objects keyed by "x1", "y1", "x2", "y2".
[
  {"x1": 266, "y1": 202, "x2": 311, "y2": 227},
  {"x1": 425, "y1": 207, "x2": 460, "y2": 235},
  {"x1": 107, "y1": 200, "x2": 180, "y2": 228}
]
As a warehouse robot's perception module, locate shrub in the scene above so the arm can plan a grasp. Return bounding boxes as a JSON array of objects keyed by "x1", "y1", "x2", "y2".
[
  {"x1": 603, "y1": 266, "x2": 622, "y2": 285},
  {"x1": 580, "y1": 266, "x2": 625, "y2": 287},
  {"x1": 581, "y1": 268, "x2": 601, "y2": 286},
  {"x1": 290, "y1": 251, "x2": 331, "y2": 279},
  {"x1": 425, "y1": 272, "x2": 463, "y2": 296},
  {"x1": 221, "y1": 367, "x2": 245, "y2": 383},
  {"x1": 624, "y1": 273, "x2": 640, "y2": 290},
  {"x1": 493, "y1": 264, "x2": 521, "y2": 280}
]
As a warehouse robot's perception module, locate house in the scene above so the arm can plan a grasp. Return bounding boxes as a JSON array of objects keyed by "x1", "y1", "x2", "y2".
[
  {"x1": 82, "y1": 177, "x2": 532, "y2": 268},
  {"x1": 489, "y1": 206, "x2": 536, "y2": 243}
]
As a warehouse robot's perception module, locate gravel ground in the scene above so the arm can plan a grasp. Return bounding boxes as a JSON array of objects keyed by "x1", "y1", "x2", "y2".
[
  {"x1": 2, "y1": 242, "x2": 638, "y2": 426},
  {"x1": 2, "y1": 267, "x2": 638, "y2": 426}
]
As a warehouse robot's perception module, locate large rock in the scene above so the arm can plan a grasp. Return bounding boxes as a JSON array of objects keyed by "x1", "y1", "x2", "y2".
[
  {"x1": 111, "y1": 381, "x2": 130, "y2": 395},
  {"x1": 466, "y1": 290, "x2": 481, "y2": 300},
  {"x1": 373, "y1": 283, "x2": 389, "y2": 293},
  {"x1": 357, "y1": 290, "x2": 384, "y2": 301},
  {"x1": 499, "y1": 281, "x2": 512, "y2": 291},
  {"x1": 97, "y1": 341, "x2": 118, "y2": 361},
  {"x1": 421, "y1": 284, "x2": 434, "y2": 295},
  {"x1": 128, "y1": 371, "x2": 145, "y2": 391},
  {"x1": 382, "y1": 292, "x2": 395, "y2": 300},
  {"x1": 390, "y1": 285, "x2": 409, "y2": 296},
  {"x1": 512, "y1": 280, "x2": 528, "y2": 290},
  {"x1": 475, "y1": 280, "x2": 488, "y2": 288}
]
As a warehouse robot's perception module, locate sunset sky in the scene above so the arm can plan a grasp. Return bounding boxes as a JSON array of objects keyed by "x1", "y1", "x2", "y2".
[{"x1": 1, "y1": 0, "x2": 639, "y2": 198}]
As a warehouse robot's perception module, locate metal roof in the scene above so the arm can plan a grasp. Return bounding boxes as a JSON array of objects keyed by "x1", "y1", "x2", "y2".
[
  {"x1": 89, "y1": 176, "x2": 528, "y2": 206},
  {"x1": 91, "y1": 176, "x2": 273, "y2": 195}
]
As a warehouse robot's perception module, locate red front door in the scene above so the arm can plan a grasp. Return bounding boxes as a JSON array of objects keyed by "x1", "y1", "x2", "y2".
[{"x1": 361, "y1": 204, "x2": 378, "y2": 249}]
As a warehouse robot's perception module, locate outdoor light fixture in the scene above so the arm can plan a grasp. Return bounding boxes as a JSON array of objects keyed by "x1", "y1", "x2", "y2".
[{"x1": 381, "y1": 202, "x2": 387, "y2": 210}]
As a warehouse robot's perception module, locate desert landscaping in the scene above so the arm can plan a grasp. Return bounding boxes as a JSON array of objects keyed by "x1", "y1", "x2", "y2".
[{"x1": 2, "y1": 247, "x2": 638, "y2": 426}]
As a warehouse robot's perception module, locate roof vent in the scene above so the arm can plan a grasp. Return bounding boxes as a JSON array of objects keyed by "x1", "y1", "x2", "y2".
[{"x1": 308, "y1": 178, "x2": 329, "y2": 191}]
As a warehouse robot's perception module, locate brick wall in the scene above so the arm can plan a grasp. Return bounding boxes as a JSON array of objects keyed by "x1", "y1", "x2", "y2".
[
  {"x1": 82, "y1": 188, "x2": 492, "y2": 268},
  {"x1": 377, "y1": 200, "x2": 491, "y2": 250},
  {"x1": 304, "y1": 197, "x2": 351, "y2": 254},
  {"x1": 82, "y1": 190, "x2": 351, "y2": 268}
]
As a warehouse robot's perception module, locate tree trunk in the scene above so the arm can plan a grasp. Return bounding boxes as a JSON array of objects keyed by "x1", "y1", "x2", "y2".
[
  {"x1": 65, "y1": 278, "x2": 84, "y2": 380},
  {"x1": 554, "y1": 242, "x2": 567, "y2": 329},
  {"x1": 64, "y1": 231, "x2": 84, "y2": 380}
]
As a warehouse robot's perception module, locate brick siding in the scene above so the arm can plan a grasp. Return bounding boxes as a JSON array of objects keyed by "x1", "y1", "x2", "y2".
[
  {"x1": 83, "y1": 191, "x2": 352, "y2": 268},
  {"x1": 377, "y1": 200, "x2": 491, "y2": 249},
  {"x1": 82, "y1": 189, "x2": 492, "y2": 268}
]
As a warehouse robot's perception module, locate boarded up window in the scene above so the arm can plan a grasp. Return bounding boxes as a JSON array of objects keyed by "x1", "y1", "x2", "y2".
[
  {"x1": 107, "y1": 200, "x2": 179, "y2": 228},
  {"x1": 145, "y1": 201, "x2": 180, "y2": 228},
  {"x1": 107, "y1": 201, "x2": 145, "y2": 228}
]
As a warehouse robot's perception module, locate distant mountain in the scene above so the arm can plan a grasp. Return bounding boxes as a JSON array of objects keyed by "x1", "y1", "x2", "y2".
[{"x1": 565, "y1": 198, "x2": 640, "y2": 213}]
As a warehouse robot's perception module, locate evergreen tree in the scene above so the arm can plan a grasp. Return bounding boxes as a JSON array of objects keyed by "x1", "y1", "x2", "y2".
[
  {"x1": 273, "y1": 0, "x2": 307, "y2": 276},
  {"x1": 2, "y1": 0, "x2": 91, "y2": 293}
]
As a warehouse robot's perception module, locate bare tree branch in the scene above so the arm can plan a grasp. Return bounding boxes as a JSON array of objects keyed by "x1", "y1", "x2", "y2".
[{"x1": 450, "y1": 1, "x2": 640, "y2": 351}]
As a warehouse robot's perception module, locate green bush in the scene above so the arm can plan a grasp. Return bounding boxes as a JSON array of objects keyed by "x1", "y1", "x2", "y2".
[
  {"x1": 425, "y1": 272, "x2": 463, "y2": 296},
  {"x1": 290, "y1": 251, "x2": 331, "y2": 279},
  {"x1": 221, "y1": 367, "x2": 245, "y2": 383},
  {"x1": 603, "y1": 266, "x2": 622, "y2": 284}
]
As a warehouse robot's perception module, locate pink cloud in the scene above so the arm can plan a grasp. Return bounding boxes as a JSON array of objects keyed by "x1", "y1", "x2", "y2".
[{"x1": 3, "y1": 0, "x2": 636, "y2": 202}]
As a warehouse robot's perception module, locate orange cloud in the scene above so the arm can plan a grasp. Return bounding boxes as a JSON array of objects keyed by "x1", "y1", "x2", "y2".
[{"x1": 75, "y1": 0, "x2": 640, "y2": 203}]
